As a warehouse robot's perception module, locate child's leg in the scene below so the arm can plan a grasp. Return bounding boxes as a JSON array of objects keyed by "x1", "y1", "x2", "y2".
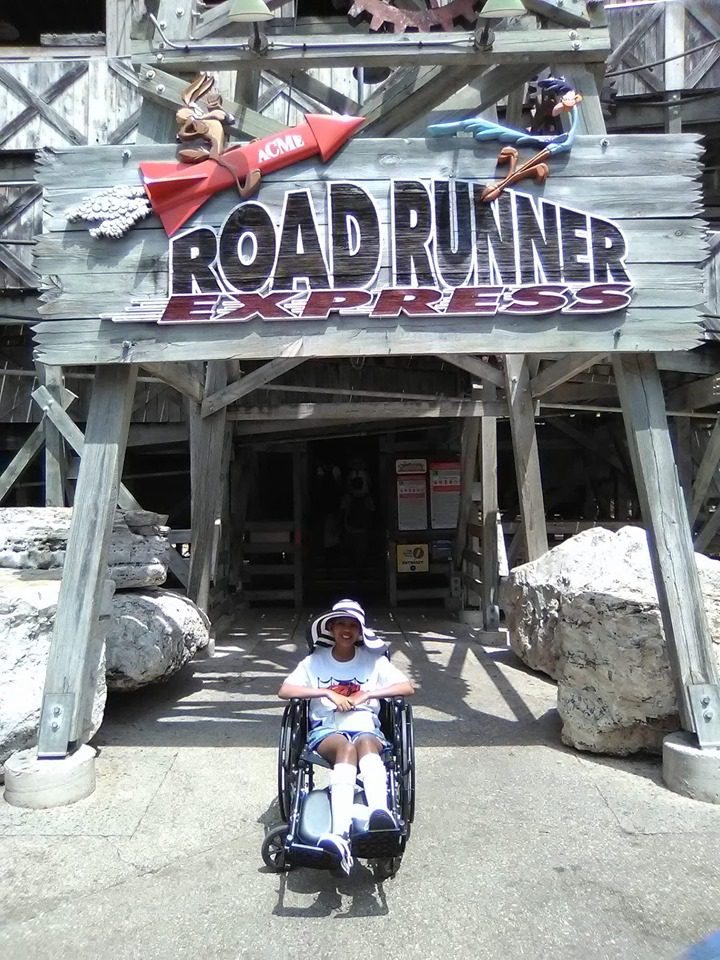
[
  {"x1": 317, "y1": 734, "x2": 358, "y2": 837},
  {"x1": 356, "y1": 736, "x2": 391, "y2": 818}
]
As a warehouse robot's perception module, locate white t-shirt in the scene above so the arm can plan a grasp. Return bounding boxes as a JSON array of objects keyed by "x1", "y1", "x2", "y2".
[{"x1": 284, "y1": 646, "x2": 408, "y2": 734}]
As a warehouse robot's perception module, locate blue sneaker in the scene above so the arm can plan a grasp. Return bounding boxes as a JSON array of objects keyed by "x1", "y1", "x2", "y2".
[
  {"x1": 317, "y1": 833, "x2": 353, "y2": 875},
  {"x1": 368, "y1": 809, "x2": 398, "y2": 832}
]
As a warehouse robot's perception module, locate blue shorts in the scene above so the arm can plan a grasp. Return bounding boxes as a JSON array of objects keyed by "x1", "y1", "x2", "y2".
[{"x1": 306, "y1": 724, "x2": 390, "y2": 754}]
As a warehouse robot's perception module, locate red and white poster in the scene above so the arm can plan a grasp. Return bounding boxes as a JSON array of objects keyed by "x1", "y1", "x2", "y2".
[
  {"x1": 429, "y1": 461, "x2": 461, "y2": 529},
  {"x1": 397, "y1": 475, "x2": 428, "y2": 531}
]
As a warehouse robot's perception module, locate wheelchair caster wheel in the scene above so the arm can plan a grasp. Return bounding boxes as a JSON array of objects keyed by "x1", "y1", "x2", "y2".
[
  {"x1": 262, "y1": 824, "x2": 292, "y2": 872},
  {"x1": 372, "y1": 856, "x2": 402, "y2": 881}
]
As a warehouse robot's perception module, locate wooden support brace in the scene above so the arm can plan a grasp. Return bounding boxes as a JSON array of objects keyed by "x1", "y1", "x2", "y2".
[
  {"x1": 140, "y1": 361, "x2": 204, "y2": 404},
  {"x1": 504, "y1": 355, "x2": 548, "y2": 561},
  {"x1": 453, "y1": 412, "x2": 480, "y2": 570},
  {"x1": 613, "y1": 354, "x2": 720, "y2": 742},
  {"x1": 202, "y1": 351, "x2": 306, "y2": 417},
  {"x1": 530, "y1": 353, "x2": 607, "y2": 398},
  {"x1": 690, "y1": 416, "x2": 720, "y2": 525},
  {"x1": 0, "y1": 388, "x2": 75, "y2": 503},
  {"x1": 189, "y1": 361, "x2": 228, "y2": 612},
  {"x1": 35, "y1": 363, "x2": 67, "y2": 507},
  {"x1": 37, "y1": 365, "x2": 138, "y2": 757},
  {"x1": 481, "y1": 382, "x2": 500, "y2": 630},
  {"x1": 438, "y1": 354, "x2": 505, "y2": 389}
]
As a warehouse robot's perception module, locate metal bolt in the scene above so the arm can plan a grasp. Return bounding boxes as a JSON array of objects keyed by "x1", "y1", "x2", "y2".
[
  {"x1": 176, "y1": 7, "x2": 185, "y2": 15},
  {"x1": 156, "y1": 84, "x2": 165, "y2": 94},
  {"x1": 159, "y1": 20, "x2": 167, "y2": 29},
  {"x1": 704, "y1": 710, "x2": 714, "y2": 722},
  {"x1": 145, "y1": 69, "x2": 155, "y2": 80},
  {"x1": 51, "y1": 721, "x2": 59, "y2": 731},
  {"x1": 600, "y1": 137, "x2": 609, "y2": 148},
  {"x1": 569, "y1": 30, "x2": 578, "y2": 39},
  {"x1": 121, "y1": 149, "x2": 132, "y2": 160},
  {"x1": 156, "y1": 53, "x2": 165, "y2": 62},
  {"x1": 557, "y1": 0, "x2": 564, "y2": 5},
  {"x1": 702, "y1": 696, "x2": 711, "y2": 707},
  {"x1": 53, "y1": 706, "x2": 61, "y2": 717},
  {"x1": 572, "y1": 41, "x2": 581, "y2": 51}
]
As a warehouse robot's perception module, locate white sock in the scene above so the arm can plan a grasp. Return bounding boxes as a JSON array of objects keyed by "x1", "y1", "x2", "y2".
[
  {"x1": 359, "y1": 753, "x2": 389, "y2": 812},
  {"x1": 330, "y1": 762, "x2": 356, "y2": 836}
]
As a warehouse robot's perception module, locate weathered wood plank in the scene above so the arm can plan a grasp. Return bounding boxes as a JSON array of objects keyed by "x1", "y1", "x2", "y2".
[
  {"x1": 35, "y1": 136, "x2": 704, "y2": 191},
  {"x1": 228, "y1": 399, "x2": 507, "y2": 420},
  {"x1": 201, "y1": 352, "x2": 306, "y2": 417},
  {"x1": 36, "y1": 362, "x2": 66, "y2": 506},
  {"x1": 32, "y1": 309, "x2": 704, "y2": 365},
  {"x1": 129, "y1": 27, "x2": 611, "y2": 71},
  {"x1": 139, "y1": 361, "x2": 204, "y2": 403},
  {"x1": 613, "y1": 353, "x2": 720, "y2": 739},
  {"x1": 505, "y1": 355, "x2": 548, "y2": 560},
  {"x1": 530, "y1": 353, "x2": 607, "y2": 398},
  {"x1": 37, "y1": 364, "x2": 137, "y2": 755},
  {"x1": 690, "y1": 417, "x2": 720, "y2": 524},
  {"x1": 188, "y1": 361, "x2": 228, "y2": 613},
  {"x1": 481, "y1": 381, "x2": 500, "y2": 629},
  {"x1": 438, "y1": 354, "x2": 505, "y2": 389}
]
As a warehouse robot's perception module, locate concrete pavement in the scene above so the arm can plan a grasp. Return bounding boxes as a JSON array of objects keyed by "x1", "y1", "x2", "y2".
[{"x1": 2, "y1": 607, "x2": 720, "y2": 960}]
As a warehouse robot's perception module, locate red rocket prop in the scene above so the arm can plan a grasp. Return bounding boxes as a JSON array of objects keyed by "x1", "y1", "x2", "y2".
[{"x1": 139, "y1": 114, "x2": 365, "y2": 237}]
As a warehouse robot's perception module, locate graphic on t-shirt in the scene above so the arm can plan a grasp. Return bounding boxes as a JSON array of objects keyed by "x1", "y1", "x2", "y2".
[{"x1": 319, "y1": 677, "x2": 362, "y2": 697}]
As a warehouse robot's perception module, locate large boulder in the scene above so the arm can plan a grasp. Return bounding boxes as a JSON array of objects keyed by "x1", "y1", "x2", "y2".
[
  {"x1": 0, "y1": 569, "x2": 106, "y2": 768},
  {"x1": 0, "y1": 507, "x2": 170, "y2": 588},
  {"x1": 500, "y1": 526, "x2": 720, "y2": 755},
  {"x1": 105, "y1": 590, "x2": 211, "y2": 691}
]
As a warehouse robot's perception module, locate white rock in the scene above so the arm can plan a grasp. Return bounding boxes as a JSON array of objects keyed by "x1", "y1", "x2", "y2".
[
  {"x1": 0, "y1": 507, "x2": 170, "y2": 588},
  {"x1": 500, "y1": 526, "x2": 720, "y2": 755},
  {"x1": 0, "y1": 569, "x2": 106, "y2": 767},
  {"x1": 105, "y1": 590, "x2": 211, "y2": 691}
]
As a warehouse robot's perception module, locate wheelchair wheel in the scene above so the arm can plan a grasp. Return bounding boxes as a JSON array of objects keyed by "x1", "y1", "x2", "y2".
[
  {"x1": 372, "y1": 856, "x2": 402, "y2": 881},
  {"x1": 261, "y1": 823, "x2": 292, "y2": 872},
  {"x1": 395, "y1": 702, "x2": 415, "y2": 826},
  {"x1": 278, "y1": 701, "x2": 305, "y2": 821}
]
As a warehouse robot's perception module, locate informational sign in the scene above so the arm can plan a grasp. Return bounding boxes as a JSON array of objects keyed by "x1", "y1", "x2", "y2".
[
  {"x1": 396, "y1": 543, "x2": 429, "y2": 574},
  {"x1": 35, "y1": 135, "x2": 706, "y2": 364},
  {"x1": 430, "y1": 461, "x2": 461, "y2": 529},
  {"x1": 397, "y1": 475, "x2": 428, "y2": 531},
  {"x1": 396, "y1": 458, "x2": 427, "y2": 475}
]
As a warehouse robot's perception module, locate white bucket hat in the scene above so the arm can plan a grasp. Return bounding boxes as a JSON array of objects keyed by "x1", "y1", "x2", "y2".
[{"x1": 310, "y1": 599, "x2": 386, "y2": 651}]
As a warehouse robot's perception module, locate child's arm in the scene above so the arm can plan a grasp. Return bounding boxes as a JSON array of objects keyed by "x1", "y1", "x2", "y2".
[
  {"x1": 278, "y1": 681, "x2": 354, "y2": 712},
  {"x1": 348, "y1": 679, "x2": 415, "y2": 706}
]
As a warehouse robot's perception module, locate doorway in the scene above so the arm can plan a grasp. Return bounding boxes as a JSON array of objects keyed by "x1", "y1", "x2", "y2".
[{"x1": 305, "y1": 437, "x2": 386, "y2": 603}]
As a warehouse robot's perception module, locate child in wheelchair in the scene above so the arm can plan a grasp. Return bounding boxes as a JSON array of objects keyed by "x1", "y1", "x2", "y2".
[{"x1": 278, "y1": 599, "x2": 415, "y2": 875}]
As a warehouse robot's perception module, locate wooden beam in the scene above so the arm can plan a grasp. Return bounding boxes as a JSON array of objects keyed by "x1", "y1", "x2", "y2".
[
  {"x1": 438, "y1": 354, "x2": 505, "y2": 389},
  {"x1": 202, "y1": 354, "x2": 306, "y2": 417},
  {"x1": 189, "y1": 361, "x2": 228, "y2": 612},
  {"x1": 228, "y1": 400, "x2": 508, "y2": 420},
  {"x1": 269, "y1": 69, "x2": 359, "y2": 117},
  {"x1": 0, "y1": 389, "x2": 75, "y2": 504},
  {"x1": 131, "y1": 27, "x2": 611, "y2": 71},
  {"x1": 481, "y1": 381, "x2": 500, "y2": 629},
  {"x1": 139, "y1": 361, "x2": 204, "y2": 403},
  {"x1": 35, "y1": 362, "x2": 66, "y2": 506},
  {"x1": 690, "y1": 416, "x2": 720, "y2": 524},
  {"x1": 37, "y1": 365, "x2": 138, "y2": 756},
  {"x1": 361, "y1": 66, "x2": 471, "y2": 138},
  {"x1": 530, "y1": 353, "x2": 607, "y2": 398},
  {"x1": 672, "y1": 374, "x2": 720, "y2": 412},
  {"x1": 613, "y1": 354, "x2": 720, "y2": 741},
  {"x1": 504, "y1": 355, "x2": 548, "y2": 560},
  {"x1": 454, "y1": 409, "x2": 480, "y2": 570}
]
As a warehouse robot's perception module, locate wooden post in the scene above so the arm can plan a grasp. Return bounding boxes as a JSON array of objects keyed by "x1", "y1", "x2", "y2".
[
  {"x1": 37, "y1": 364, "x2": 137, "y2": 757},
  {"x1": 504, "y1": 355, "x2": 548, "y2": 561},
  {"x1": 35, "y1": 363, "x2": 66, "y2": 507},
  {"x1": 481, "y1": 382, "x2": 500, "y2": 630},
  {"x1": 292, "y1": 445, "x2": 306, "y2": 610},
  {"x1": 188, "y1": 360, "x2": 228, "y2": 613},
  {"x1": 613, "y1": 354, "x2": 720, "y2": 743}
]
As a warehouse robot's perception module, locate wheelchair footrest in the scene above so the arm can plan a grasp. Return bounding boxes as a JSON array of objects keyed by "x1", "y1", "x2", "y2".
[{"x1": 353, "y1": 829, "x2": 404, "y2": 860}]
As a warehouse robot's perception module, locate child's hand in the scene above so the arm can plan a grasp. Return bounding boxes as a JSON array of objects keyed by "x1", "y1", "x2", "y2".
[
  {"x1": 326, "y1": 690, "x2": 354, "y2": 711},
  {"x1": 348, "y1": 690, "x2": 370, "y2": 707}
]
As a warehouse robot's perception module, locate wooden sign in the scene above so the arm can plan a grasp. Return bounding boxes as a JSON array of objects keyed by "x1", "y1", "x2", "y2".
[{"x1": 33, "y1": 135, "x2": 706, "y2": 365}]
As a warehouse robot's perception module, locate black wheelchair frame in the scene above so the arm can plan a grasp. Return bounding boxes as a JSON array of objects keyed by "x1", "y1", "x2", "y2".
[{"x1": 262, "y1": 695, "x2": 415, "y2": 880}]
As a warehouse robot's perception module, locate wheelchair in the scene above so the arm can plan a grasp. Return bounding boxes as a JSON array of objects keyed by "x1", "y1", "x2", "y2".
[{"x1": 261, "y1": 694, "x2": 415, "y2": 881}]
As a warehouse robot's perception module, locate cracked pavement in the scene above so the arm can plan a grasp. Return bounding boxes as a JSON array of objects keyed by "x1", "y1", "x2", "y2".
[{"x1": 2, "y1": 607, "x2": 720, "y2": 960}]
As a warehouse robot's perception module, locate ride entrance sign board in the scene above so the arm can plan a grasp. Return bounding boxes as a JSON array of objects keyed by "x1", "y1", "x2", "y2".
[{"x1": 34, "y1": 134, "x2": 706, "y2": 365}]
